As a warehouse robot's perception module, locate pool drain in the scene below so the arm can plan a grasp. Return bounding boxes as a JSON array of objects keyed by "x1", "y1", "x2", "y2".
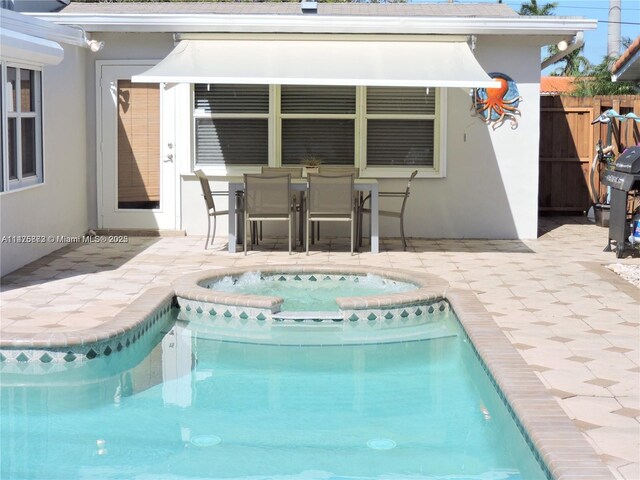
[
  {"x1": 190, "y1": 435, "x2": 222, "y2": 447},
  {"x1": 367, "y1": 438, "x2": 396, "y2": 450}
]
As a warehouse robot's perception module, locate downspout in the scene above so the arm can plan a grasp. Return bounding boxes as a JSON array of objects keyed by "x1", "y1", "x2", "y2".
[{"x1": 540, "y1": 31, "x2": 584, "y2": 70}]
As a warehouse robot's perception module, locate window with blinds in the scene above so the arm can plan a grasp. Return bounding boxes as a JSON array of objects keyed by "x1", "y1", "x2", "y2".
[
  {"x1": 194, "y1": 84, "x2": 269, "y2": 166},
  {"x1": 281, "y1": 85, "x2": 356, "y2": 166},
  {"x1": 191, "y1": 84, "x2": 441, "y2": 174},
  {"x1": 282, "y1": 119, "x2": 354, "y2": 165},
  {"x1": 365, "y1": 87, "x2": 437, "y2": 169},
  {"x1": 281, "y1": 85, "x2": 355, "y2": 114}
]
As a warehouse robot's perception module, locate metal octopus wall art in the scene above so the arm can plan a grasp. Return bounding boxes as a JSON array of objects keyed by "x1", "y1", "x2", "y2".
[{"x1": 472, "y1": 72, "x2": 522, "y2": 130}]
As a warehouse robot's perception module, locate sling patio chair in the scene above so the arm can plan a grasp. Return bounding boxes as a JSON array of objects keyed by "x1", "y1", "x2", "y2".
[
  {"x1": 318, "y1": 166, "x2": 360, "y2": 177},
  {"x1": 312, "y1": 166, "x2": 359, "y2": 243},
  {"x1": 194, "y1": 169, "x2": 230, "y2": 250},
  {"x1": 244, "y1": 173, "x2": 295, "y2": 255},
  {"x1": 259, "y1": 166, "x2": 304, "y2": 244},
  {"x1": 358, "y1": 169, "x2": 418, "y2": 251},
  {"x1": 306, "y1": 173, "x2": 356, "y2": 255}
]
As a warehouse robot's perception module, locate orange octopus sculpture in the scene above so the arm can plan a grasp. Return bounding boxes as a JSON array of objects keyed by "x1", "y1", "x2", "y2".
[{"x1": 473, "y1": 72, "x2": 522, "y2": 130}]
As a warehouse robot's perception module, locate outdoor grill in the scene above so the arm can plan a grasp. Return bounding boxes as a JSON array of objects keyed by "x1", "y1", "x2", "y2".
[{"x1": 601, "y1": 146, "x2": 640, "y2": 257}]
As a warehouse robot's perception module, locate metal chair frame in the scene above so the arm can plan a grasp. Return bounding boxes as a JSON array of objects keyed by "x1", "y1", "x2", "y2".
[
  {"x1": 358, "y1": 170, "x2": 418, "y2": 251},
  {"x1": 259, "y1": 167, "x2": 304, "y2": 244},
  {"x1": 306, "y1": 173, "x2": 356, "y2": 255},
  {"x1": 244, "y1": 173, "x2": 294, "y2": 255},
  {"x1": 194, "y1": 169, "x2": 229, "y2": 250}
]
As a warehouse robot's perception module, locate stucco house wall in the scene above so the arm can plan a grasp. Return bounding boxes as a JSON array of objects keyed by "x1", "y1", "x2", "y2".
[
  {"x1": 0, "y1": 43, "x2": 89, "y2": 276},
  {"x1": 179, "y1": 35, "x2": 542, "y2": 240},
  {"x1": 1, "y1": 7, "x2": 586, "y2": 274}
]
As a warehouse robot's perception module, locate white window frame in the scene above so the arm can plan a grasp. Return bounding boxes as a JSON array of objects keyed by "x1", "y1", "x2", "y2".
[
  {"x1": 0, "y1": 61, "x2": 44, "y2": 192},
  {"x1": 191, "y1": 83, "x2": 271, "y2": 176},
  {"x1": 275, "y1": 84, "x2": 359, "y2": 168},
  {"x1": 360, "y1": 87, "x2": 446, "y2": 179},
  {"x1": 191, "y1": 84, "x2": 446, "y2": 178}
]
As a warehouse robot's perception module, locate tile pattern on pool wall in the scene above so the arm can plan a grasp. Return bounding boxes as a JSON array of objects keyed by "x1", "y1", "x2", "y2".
[
  {"x1": 176, "y1": 297, "x2": 449, "y2": 326},
  {"x1": 0, "y1": 303, "x2": 172, "y2": 368}
]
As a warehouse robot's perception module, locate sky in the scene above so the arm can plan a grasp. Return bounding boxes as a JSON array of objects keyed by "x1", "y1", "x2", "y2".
[{"x1": 416, "y1": 0, "x2": 640, "y2": 74}]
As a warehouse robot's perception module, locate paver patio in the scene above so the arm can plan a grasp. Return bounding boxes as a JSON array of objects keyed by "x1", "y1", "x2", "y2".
[{"x1": 0, "y1": 216, "x2": 638, "y2": 479}]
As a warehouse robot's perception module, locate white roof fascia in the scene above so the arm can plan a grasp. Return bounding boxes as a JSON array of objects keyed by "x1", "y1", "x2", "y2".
[
  {"x1": 31, "y1": 13, "x2": 597, "y2": 37},
  {"x1": 2, "y1": 9, "x2": 85, "y2": 47},
  {"x1": 611, "y1": 49, "x2": 640, "y2": 82}
]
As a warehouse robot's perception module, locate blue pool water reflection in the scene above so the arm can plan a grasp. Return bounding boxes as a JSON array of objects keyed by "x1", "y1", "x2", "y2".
[{"x1": 0, "y1": 309, "x2": 547, "y2": 479}]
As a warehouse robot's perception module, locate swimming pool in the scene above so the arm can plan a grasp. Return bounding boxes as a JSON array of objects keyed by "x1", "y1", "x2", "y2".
[
  {"x1": 0, "y1": 266, "x2": 611, "y2": 480},
  {"x1": 0, "y1": 308, "x2": 548, "y2": 480}
]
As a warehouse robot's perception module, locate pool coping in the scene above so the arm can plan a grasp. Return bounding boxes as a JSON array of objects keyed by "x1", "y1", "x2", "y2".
[
  {"x1": 0, "y1": 287, "x2": 175, "y2": 349},
  {"x1": 0, "y1": 266, "x2": 614, "y2": 480},
  {"x1": 173, "y1": 264, "x2": 450, "y2": 312},
  {"x1": 448, "y1": 289, "x2": 614, "y2": 480}
]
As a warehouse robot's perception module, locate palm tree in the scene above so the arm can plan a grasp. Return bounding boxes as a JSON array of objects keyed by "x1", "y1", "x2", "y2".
[
  {"x1": 519, "y1": 0, "x2": 557, "y2": 16},
  {"x1": 572, "y1": 56, "x2": 638, "y2": 96},
  {"x1": 546, "y1": 45, "x2": 591, "y2": 76}
]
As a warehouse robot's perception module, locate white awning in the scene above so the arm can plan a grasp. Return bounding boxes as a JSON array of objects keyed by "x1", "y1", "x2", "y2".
[
  {"x1": 132, "y1": 37, "x2": 498, "y2": 88},
  {"x1": 0, "y1": 28, "x2": 64, "y2": 66}
]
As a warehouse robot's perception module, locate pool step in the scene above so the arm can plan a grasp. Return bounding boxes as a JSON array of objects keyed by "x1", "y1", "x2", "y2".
[{"x1": 271, "y1": 311, "x2": 342, "y2": 323}]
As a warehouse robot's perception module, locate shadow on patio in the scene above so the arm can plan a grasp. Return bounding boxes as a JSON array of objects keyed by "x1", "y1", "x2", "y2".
[{"x1": 0, "y1": 238, "x2": 161, "y2": 292}]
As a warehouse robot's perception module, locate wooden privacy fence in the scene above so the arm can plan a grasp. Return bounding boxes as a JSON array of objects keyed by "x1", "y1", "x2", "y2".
[{"x1": 539, "y1": 95, "x2": 640, "y2": 213}]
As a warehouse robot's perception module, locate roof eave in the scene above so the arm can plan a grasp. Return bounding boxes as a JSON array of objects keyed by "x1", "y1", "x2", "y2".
[
  {"x1": 2, "y1": 9, "x2": 85, "y2": 47},
  {"x1": 30, "y1": 13, "x2": 597, "y2": 36},
  {"x1": 611, "y1": 49, "x2": 640, "y2": 82}
]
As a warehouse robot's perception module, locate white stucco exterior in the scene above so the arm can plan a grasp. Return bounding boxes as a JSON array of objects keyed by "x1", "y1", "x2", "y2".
[
  {"x1": 0, "y1": 7, "x2": 596, "y2": 275},
  {"x1": 179, "y1": 35, "x2": 543, "y2": 240},
  {"x1": 0, "y1": 42, "x2": 88, "y2": 276}
]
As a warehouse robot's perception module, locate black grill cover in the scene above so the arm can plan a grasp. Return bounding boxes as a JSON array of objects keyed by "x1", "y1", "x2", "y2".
[{"x1": 615, "y1": 146, "x2": 640, "y2": 174}]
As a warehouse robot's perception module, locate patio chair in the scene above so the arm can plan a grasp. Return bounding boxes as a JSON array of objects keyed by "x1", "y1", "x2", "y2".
[
  {"x1": 259, "y1": 167, "x2": 304, "y2": 243},
  {"x1": 194, "y1": 169, "x2": 229, "y2": 250},
  {"x1": 358, "y1": 170, "x2": 418, "y2": 251},
  {"x1": 312, "y1": 167, "x2": 359, "y2": 243},
  {"x1": 261, "y1": 166, "x2": 304, "y2": 178},
  {"x1": 318, "y1": 166, "x2": 359, "y2": 177},
  {"x1": 244, "y1": 173, "x2": 294, "y2": 255},
  {"x1": 306, "y1": 173, "x2": 356, "y2": 255}
]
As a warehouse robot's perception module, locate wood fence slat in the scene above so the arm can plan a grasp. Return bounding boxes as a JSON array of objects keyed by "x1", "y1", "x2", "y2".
[{"x1": 539, "y1": 95, "x2": 640, "y2": 213}]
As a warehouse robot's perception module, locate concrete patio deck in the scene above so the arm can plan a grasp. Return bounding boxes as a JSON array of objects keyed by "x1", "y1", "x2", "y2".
[{"x1": 0, "y1": 216, "x2": 638, "y2": 479}]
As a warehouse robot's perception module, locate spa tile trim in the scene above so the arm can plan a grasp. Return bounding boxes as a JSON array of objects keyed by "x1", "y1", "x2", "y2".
[
  {"x1": 0, "y1": 287, "x2": 174, "y2": 363},
  {"x1": 174, "y1": 265, "x2": 448, "y2": 314}
]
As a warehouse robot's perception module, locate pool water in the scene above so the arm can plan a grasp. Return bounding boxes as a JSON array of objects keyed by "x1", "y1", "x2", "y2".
[
  {"x1": 0, "y1": 310, "x2": 547, "y2": 479},
  {"x1": 208, "y1": 273, "x2": 417, "y2": 311}
]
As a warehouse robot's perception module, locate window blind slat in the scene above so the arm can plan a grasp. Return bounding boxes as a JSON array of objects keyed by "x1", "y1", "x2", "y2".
[
  {"x1": 196, "y1": 118, "x2": 268, "y2": 166},
  {"x1": 282, "y1": 119, "x2": 354, "y2": 166},
  {"x1": 194, "y1": 84, "x2": 269, "y2": 114},
  {"x1": 367, "y1": 120, "x2": 434, "y2": 167},
  {"x1": 367, "y1": 87, "x2": 435, "y2": 115},
  {"x1": 281, "y1": 85, "x2": 356, "y2": 114}
]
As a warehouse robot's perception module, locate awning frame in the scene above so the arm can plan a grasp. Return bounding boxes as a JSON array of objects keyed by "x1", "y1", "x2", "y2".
[{"x1": 132, "y1": 33, "x2": 500, "y2": 89}]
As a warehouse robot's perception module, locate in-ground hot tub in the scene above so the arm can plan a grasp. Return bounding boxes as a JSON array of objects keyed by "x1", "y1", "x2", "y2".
[{"x1": 173, "y1": 265, "x2": 452, "y2": 345}]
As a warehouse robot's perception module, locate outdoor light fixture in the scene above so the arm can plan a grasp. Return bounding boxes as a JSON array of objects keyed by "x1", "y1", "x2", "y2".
[
  {"x1": 88, "y1": 39, "x2": 104, "y2": 53},
  {"x1": 541, "y1": 32, "x2": 584, "y2": 70},
  {"x1": 71, "y1": 26, "x2": 105, "y2": 53}
]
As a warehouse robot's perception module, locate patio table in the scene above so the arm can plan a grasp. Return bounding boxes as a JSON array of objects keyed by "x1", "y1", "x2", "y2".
[{"x1": 226, "y1": 177, "x2": 379, "y2": 253}]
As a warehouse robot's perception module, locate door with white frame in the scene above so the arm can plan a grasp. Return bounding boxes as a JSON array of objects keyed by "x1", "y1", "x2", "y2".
[{"x1": 98, "y1": 63, "x2": 176, "y2": 229}]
